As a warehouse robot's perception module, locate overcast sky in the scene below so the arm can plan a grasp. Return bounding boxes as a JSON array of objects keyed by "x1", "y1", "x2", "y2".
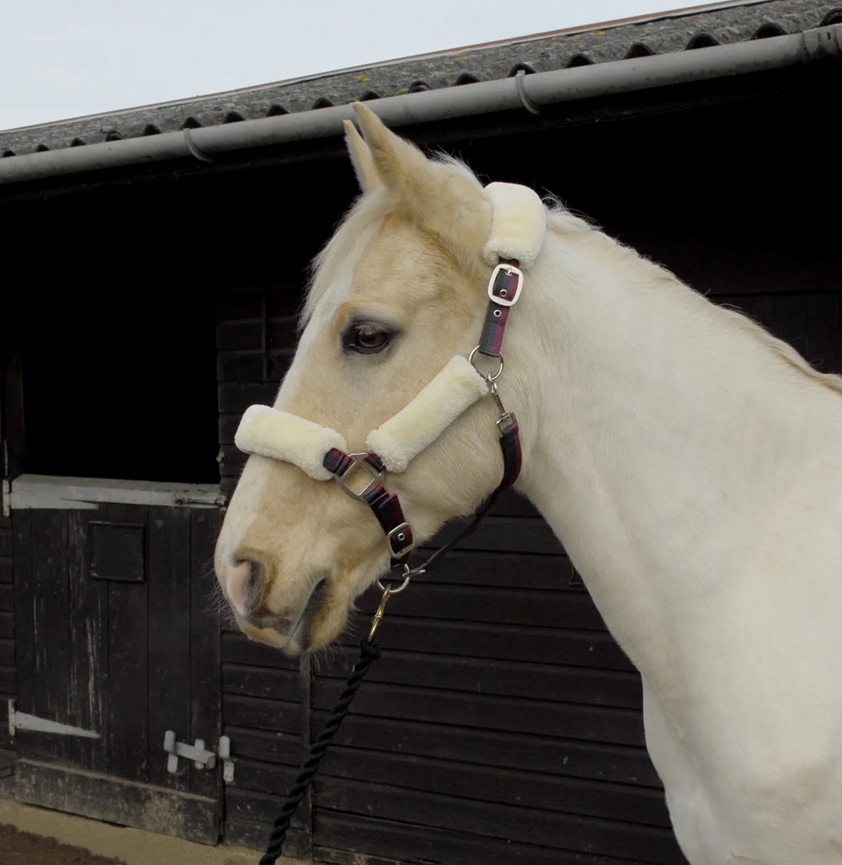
[{"x1": 2, "y1": 0, "x2": 710, "y2": 132}]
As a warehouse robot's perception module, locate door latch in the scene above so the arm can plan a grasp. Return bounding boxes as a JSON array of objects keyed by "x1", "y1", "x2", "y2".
[
  {"x1": 163, "y1": 730, "x2": 216, "y2": 773},
  {"x1": 163, "y1": 730, "x2": 235, "y2": 782}
]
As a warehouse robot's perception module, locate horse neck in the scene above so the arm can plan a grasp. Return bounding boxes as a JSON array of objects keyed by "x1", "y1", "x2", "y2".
[{"x1": 504, "y1": 219, "x2": 833, "y2": 683}]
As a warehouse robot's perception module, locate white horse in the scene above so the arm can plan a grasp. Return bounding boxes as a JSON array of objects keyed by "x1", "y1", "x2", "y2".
[{"x1": 215, "y1": 104, "x2": 842, "y2": 864}]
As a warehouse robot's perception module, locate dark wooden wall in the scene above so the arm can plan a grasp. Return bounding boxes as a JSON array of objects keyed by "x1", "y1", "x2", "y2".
[
  {"x1": 0, "y1": 519, "x2": 12, "y2": 752},
  {"x1": 0, "y1": 354, "x2": 20, "y2": 751},
  {"x1": 11, "y1": 505, "x2": 224, "y2": 842}
]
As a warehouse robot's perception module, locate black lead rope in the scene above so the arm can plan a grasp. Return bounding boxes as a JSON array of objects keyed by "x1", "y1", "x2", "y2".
[
  {"x1": 257, "y1": 517, "x2": 491, "y2": 865},
  {"x1": 259, "y1": 638, "x2": 381, "y2": 865},
  {"x1": 259, "y1": 421, "x2": 521, "y2": 864}
]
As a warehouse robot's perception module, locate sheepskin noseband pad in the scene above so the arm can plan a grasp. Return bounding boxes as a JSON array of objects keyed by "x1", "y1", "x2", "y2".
[
  {"x1": 366, "y1": 356, "x2": 489, "y2": 473},
  {"x1": 482, "y1": 182, "x2": 546, "y2": 269},
  {"x1": 235, "y1": 357, "x2": 488, "y2": 478},
  {"x1": 235, "y1": 405, "x2": 348, "y2": 482}
]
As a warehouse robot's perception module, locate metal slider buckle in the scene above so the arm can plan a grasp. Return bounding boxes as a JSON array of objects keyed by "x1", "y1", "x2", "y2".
[
  {"x1": 387, "y1": 522, "x2": 414, "y2": 558},
  {"x1": 487, "y1": 263, "x2": 524, "y2": 307},
  {"x1": 334, "y1": 453, "x2": 384, "y2": 502},
  {"x1": 497, "y1": 411, "x2": 518, "y2": 435}
]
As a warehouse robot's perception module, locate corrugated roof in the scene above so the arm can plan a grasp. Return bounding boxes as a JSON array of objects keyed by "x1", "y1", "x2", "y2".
[{"x1": 1, "y1": 0, "x2": 839, "y2": 159}]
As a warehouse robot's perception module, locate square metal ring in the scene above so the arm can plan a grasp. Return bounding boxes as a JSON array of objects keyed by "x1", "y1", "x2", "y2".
[{"x1": 334, "y1": 453, "x2": 384, "y2": 502}]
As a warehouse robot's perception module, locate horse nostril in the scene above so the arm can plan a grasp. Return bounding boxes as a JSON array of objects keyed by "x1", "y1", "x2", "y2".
[{"x1": 229, "y1": 557, "x2": 265, "y2": 615}]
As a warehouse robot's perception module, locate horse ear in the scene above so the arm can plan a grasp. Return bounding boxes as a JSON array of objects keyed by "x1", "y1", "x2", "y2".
[
  {"x1": 351, "y1": 102, "x2": 490, "y2": 258},
  {"x1": 351, "y1": 103, "x2": 433, "y2": 198},
  {"x1": 343, "y1": 119, "x2": 381, "y2": 193}
]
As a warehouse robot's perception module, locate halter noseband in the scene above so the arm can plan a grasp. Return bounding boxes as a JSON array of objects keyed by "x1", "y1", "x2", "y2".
[{"x1": 234, "y1": 182, "x2": 546, "y2": 573}]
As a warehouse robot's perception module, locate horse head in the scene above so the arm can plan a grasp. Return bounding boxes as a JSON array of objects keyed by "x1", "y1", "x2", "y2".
[{"x1": 214, "y1": 104, "x2": 538, "y2": 653}]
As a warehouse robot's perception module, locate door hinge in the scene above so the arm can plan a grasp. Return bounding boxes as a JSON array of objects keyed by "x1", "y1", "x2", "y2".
[
  {"x1": 7, "y1": 699, "x2": 101, "y2": 739},
  {"x1": 163, "y1": 731, "x2": 235, "y2": 782}
]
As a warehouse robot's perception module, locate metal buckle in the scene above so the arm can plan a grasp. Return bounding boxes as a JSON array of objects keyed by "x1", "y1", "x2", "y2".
[
  {"x1": 487, "y1": 263, "x2": 524, "y2": 307},
  {"x1": 497, "y1": 411, "x2": 518, "y2": 435},
  {"x1": 334, "y1": 453, "x2": 384, "y2": 502},
  {"x1": 387, "y1": 522, "x2": 414, "y2": 558}
]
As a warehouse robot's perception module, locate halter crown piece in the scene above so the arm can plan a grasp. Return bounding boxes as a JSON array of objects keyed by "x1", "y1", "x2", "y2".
[{"x1": 235, "y1": 182, "x2": 547, "y2": 572}]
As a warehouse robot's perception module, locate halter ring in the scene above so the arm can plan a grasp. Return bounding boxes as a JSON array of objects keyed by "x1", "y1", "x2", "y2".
[{"x1": 469, "y1": 346, "x2": 504, "y2": 383}]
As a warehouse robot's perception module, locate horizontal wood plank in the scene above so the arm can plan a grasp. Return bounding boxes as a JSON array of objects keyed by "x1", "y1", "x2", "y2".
[
  {"x1": 223, "y1": 664, "x2": 301, "y2": 703},
  {"x1": 0, "y1": 612, "x2": 13, "y2": 641},
  {"x1": 346, "y1": 582, "x2": 604, "y2": 630},
  {"x1": 15, "y1": 759, "x2": 220, "y2": 844},
  {"x1": 225, "y1": 817, "x2": 310, "y2": 861},
  {"x1": 317, "y1": 713, "x2": 661, "y2": 787},
  {"x1": 223, "y1": 695, "x2": 302, "y2": 735},
  {"x1": 0, "y1": 640, "x2": 14, "y2": 668},
  {"x1": 224, "y1": 725, "x2": 302, "y2": 766},
  {"x1": 375, "y1": 550, "x2": 576, "y2": 591},
  {"x1": 226, "y1": 786, "x2": 310, "y2": 857},
  {"x1": 0, "y1": 585, "x2": 12, "y2": 612},
  {"x1": 222, "y1": 632, "x2": 300, "y2": 670},
  {"x1": 315, "y1": 812, "x2": 658, "y2": 865},
  {"x1": 314, "y1": 778, "x2": 683, "y2": 864},
  {"x1": 427, "y1": 515, "x2": 565, "y2": 556},
  {"x1": 316, "y1": 747, "x2": 670, "y2": 827},
  {"x1": 314, "y1": 649, "x2": 642, "y2": 709},
  {"x1": 0, "y1": 666, "x2": 15, "y2": 694},
  {"x1": 344, "y1": 616, "x2": 631, "y2": 670},
  {"x1": 313, "y1": 680, "x2": 645, "y2": 747},
  {"x1": 231, "y1": 757, "x2": 307, "y2": 796},
  {"x1": 0, "y1": 530, "x2": 11, "y2": 557},
  {"x1": 0, "y1": 557, "x2": 12, "y2": 583}
]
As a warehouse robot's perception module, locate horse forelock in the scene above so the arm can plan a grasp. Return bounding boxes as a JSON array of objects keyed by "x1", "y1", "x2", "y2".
[
  {"x1": 302, "y1": 154, "x2": 492, "y2": 332},
  {"x1": 302, "y1": 192, "x2": 393, "y2": 330}
]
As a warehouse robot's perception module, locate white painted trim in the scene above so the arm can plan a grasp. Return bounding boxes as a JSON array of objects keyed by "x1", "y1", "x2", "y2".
[{"x1": 9, "y1": 474, "x2": 226, "y2": 511}]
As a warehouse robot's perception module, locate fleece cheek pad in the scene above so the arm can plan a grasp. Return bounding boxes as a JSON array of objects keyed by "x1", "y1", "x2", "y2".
[
  {"x1": 235, "y1": 405, "x2": 348, "y2": 482},
  {"x1": 235, "y1": 357, "x2": 489, "y2": 476},
  {"x1": 365, "y1": 356, "x2": 489, "y2": 472}
]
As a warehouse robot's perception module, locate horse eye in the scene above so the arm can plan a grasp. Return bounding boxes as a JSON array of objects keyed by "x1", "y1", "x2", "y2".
[{"x1": 344, "y1": 322, "x2": 394, "y2": 354}]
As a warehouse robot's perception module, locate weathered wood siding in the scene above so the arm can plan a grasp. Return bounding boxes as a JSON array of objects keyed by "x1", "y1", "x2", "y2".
[
  {"x1": 0, "y1": 520, "x2": 13, "y2": 752},
  {"x1": 0, "y1": 352, "x2": 21, "y2": 750},
  {"x1": 11, "y1": 504, "x2": 224, "y2": 842}
]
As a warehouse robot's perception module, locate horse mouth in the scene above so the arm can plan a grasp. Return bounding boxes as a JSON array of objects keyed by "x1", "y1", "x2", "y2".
[{"x1": 287, "y1": 577, "x2": 330, "y2": 653}]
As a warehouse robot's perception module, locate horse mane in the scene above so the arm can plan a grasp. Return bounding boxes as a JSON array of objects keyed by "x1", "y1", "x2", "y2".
[
  {"x1": 302, "y1": 192, "x2": 392, "y2": 329},
  {"x1": 721, "y1": 308, "x2": 842, "y2": 397},
  {"x1": 544, "y1": 198, "x2": 842, "y2": 399},
  {"x1": 306, "y1": 173, "x2": 842, "y2": 400}
]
